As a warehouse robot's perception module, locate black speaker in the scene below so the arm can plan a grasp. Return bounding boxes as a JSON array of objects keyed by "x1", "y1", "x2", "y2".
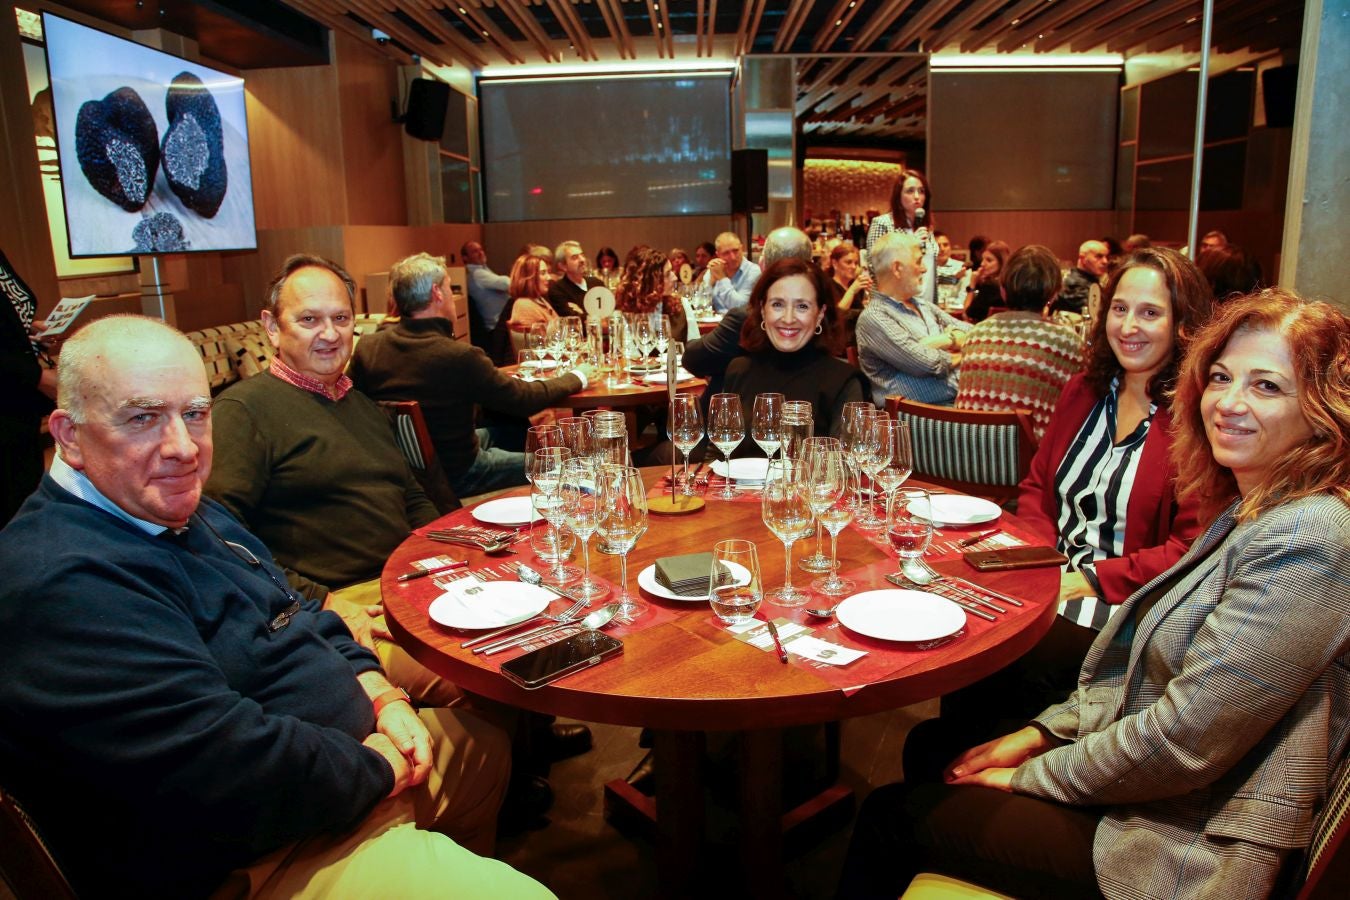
[
  {"x1": 1261, "y1": 65, "x2": 1297, "y2": 128},
  {"x1": 730, "y1": 148, "x2": 768, "y2": 213},
  {"x1": 404, "y1": 79, "x2": 450, "y2": 141}
]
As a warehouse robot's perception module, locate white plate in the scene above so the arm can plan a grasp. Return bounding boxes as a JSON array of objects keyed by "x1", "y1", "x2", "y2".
[
  {"x1": 471, "y1": 496, "x2": 541, "y2": 526},
  {"x1": 637, "y1": 561, "x2": 752, "y2": 601},
  {"x1": 835, "y1": 589, "x2": 967, "y2": 642},
  {"x1": 428, "y1": 581, "x2": 553, "y2": 630},
  {"x1": 907, "y1": 494, "x2": 1002, "y2": 526},
  {"x1": 710, "y1": 457, "x2": 771, "y2": 482},
  {"x1": 640, "y1": 369, "x2": 696, "y2": 384}
]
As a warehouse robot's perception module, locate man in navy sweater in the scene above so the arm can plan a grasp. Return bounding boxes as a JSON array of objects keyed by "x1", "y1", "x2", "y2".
[{"x1": 0, "y1": 316, "x2": 549, "y2": 898}]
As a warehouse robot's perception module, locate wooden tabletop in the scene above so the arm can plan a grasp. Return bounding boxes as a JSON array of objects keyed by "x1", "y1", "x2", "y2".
[
  {"x1": 504, "y1": 364, "x2": 707, "y2": 411},
  {"x1": 382, "y1": 472, "x2": 1059, "y2": 732}
]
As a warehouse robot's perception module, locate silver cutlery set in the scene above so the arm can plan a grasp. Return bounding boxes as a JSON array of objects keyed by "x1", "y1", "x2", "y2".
[
  {"x1": 426, "y1": 526, "x2": 531, "y2": 554},
  {"x1": 886, "y1": 557, "x2": 1024, "y2": 623},
  {"x1": 452, "y1": 562, "x2": 616, "y2": 655}
]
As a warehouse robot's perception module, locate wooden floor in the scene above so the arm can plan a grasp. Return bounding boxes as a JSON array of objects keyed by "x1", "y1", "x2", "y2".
[{"x1": 498, "y1": 701, "x2": 936, "y2": 899}]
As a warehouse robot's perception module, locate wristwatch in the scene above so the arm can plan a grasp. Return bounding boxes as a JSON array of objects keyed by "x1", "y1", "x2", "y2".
[{"x1": 371, "y1": 686, "x2": 411, "y2": 717}]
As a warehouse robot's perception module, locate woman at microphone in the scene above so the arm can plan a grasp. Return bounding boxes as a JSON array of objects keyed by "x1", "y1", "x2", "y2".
[{"x1": 865, "y1": 169, "x2": 938, "y2": 306}]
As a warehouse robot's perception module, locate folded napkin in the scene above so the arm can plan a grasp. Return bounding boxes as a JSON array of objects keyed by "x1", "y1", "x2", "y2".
[{"x1": 655, "y1": 552, "x2": 727, "y2": 597}]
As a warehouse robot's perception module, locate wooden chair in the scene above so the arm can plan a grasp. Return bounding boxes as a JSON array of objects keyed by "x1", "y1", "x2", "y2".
[
  {"x1": 0, "y1": 784, "x2": 77, "y2": 899},
  {"x1": 884, "y1": 396, "x2": 1037, "y2": 506},
  {"x1": 378, "y1": 400, "x2": 462, "y2": 514}
]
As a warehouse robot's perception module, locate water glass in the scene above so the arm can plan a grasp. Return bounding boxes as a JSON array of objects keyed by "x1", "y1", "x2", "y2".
[
  {"x1": 708, "y1": 539, "x2": 762, "y2": 625},
  {"x1": 806, "y1": 447, "x2": 855, "y2": 597},
  {"x1": 669, "y1": 393, "x2": 704, "y2": 494},
  {"x1": 558, "y1": 416, "x2": 593, "y2": 461},
  {"x1": 871, "y1": 419, "x2": 913, "y2": 523},
  {"x1": 799, "y1": 437, "x2": 842, "y2": 574},
  {"x1": 591, "y1": 412, "x2": 629, "y2": 467},
  {"x1": 529, "y1": 448, "x2": 579, "y2": 584},
  {"x1": 516, "y1": 349, "x2": 536, "y2": 380},
  {"x1": 751, "y1": 392, "x2": 784, "y2": 460},
  {"x1": 886, "y1": 487, "x2": 934, "y2": 573},
  {"x1": 523, "y1": 425, "x2": 563, "y2": 481},
  {"x1": 596, "y1": 465, "x2": 648, "y2": 624},
  {"x1": 761, "y1": 458, "x2": 815, "y2": 607},
  {"x1": 560, "y1": 458, "x2": 608, "y2": 602},
  {"x1": 707, "y1": 393, "x2": 745, "y2": 500},
  {"x1": 781, "y1": 401, "x2": 815, "y2": 463}
]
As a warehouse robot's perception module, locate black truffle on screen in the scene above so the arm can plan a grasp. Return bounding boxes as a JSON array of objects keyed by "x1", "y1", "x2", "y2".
[
  {"x1": 132, "y1": 212, "x2": 189, "y2": 253},
  {"x1": 161, "y1": 72, "x2": 227, "y2": 218},
  {"x1": 75, "y1": 87, "x2": 160, "y2": 212}
]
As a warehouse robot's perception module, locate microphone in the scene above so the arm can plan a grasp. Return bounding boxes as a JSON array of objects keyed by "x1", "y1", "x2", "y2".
[{"x1": 914, "y1": 208, "x2": 928, "y2": 253}]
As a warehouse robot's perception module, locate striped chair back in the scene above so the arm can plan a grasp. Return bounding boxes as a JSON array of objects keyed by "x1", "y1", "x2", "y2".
[
  {"x1": 1300, "y1": 755, "x2": 1350, "y2": 898},
  {"x1": 377, "y1": 400, "x2": 461, "y2": 513},
  {"x1": 884, "y1": 396, "x2": 1037, "y2": 506},
  {"x1": 0, "y1": 784, "x2": 77, "y2": 899}
]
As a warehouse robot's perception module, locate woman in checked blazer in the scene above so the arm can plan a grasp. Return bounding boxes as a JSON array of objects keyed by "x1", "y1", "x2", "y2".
[{"x1": 839, "y1": 289, "x2": 1350, "y2": 899}]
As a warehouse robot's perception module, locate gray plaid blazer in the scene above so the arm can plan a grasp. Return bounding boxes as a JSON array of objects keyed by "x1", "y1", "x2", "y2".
[{"x1": 1013, "y1": 493, "x2": 1350, "y2": 899}]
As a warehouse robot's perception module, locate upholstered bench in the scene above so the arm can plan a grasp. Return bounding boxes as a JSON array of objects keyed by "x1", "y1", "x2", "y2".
[{"x1": 185, "y1": 315, "x2": 386, "y2": 393}]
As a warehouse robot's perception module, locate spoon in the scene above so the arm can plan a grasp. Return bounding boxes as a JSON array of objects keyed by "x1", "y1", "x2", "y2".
[
  {"x1": 900, "y1": 558, "x2": 1006, "y2": 613},
  {"x1": 513, "y1": 563, "x2": 585, "y2": 602},
  {"x1": 805, "y1": 603, "x2": 838, "y2": 618},
  {"x1": 481, "y1": 603, "x2": 623, "y2": 656},
  {"x1": 885, "y1": 571, "x2": 996, "y2": 622}
]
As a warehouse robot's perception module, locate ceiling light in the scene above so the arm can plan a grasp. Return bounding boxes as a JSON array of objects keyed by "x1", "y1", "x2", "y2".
[{"x1": 480, "y1": 59, "x2": 738, "y2": 80}]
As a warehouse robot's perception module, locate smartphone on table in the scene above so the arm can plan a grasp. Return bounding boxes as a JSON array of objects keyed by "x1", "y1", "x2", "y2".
[{"x1": 500, "y1": 630, "x2": 623, "y2": 690}]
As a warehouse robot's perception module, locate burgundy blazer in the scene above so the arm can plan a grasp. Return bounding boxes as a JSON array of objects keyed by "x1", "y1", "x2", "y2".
[{"x1": 1016, "y1": 374, "x2": 1200, "y2": 604}]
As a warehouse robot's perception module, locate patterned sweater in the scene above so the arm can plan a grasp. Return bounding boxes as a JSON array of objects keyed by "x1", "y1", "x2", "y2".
[{"x1": 953, "y1": 311, "x2": 1084, "y2": 440}]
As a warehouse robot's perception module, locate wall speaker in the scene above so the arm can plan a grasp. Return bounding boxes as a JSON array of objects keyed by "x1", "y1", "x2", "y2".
[
  {"x1": 1261, "y1": 65, "x2": 1297, "y2": 129},
  {"x1": 730, "y1": 148, "x2": 769, "y2": 213},
  {"x1": 404, "y1": 79, "x2": 450, "y2": 141}
]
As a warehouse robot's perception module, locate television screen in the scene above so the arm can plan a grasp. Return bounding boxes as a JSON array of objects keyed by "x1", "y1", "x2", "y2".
[
  {"x1": 42, "y1": 12, "x2": 257, "y2": 256},
  {"x1": 480, "y1": 74, "x2": 731, "y2": 221}
]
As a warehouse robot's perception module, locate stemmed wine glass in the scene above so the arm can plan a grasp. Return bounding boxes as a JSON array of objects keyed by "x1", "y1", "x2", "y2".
[
  {"x1": 761, "y1": 458, "x2": 815, "y2": 607},
  {"x1": 557, "y1": 416, "x2": 593, "y2": 462},
  {"x1": 669, "y1": 393, "x2": 704, "y2": 494},
  {"x1": 887, "y1": 487, "x2": 933, "y2": 574},
  {"x1": 799, "y1": 437, "x2": 841, "y2": 574},
  {"x1": 560, "y1": 458, "x2": 609, "y2": 602},
  {"x1": 871, "y1": 419, "x2": 914, "y2": 528},
  {"x1": 805, "y1": 446, "x2": 855, "y2": 597},
  {"x1": 596, "y1": 465, "x2": 648, "y2": 624},
  {"x1": 524, "y1": 424, "x2": 563, "y2": 473},
  {"x1": 706, "y1": 393, "x2": 745, "y2": 500},
  {"x1": 751, "y1": 393, "x2": 784, "y2": 461},
  {"x1": 780, "y1": 401, "x2": 814, "y2": 463},
  {"x1": 528, "y1": 447, "x2": 579, "y2": 584},
  {"x1": 526, "y1": 322, "x2": 549, "y2": 370},
  {"x1": 851, "y1": 408, "x2": 888, "y2": 529},
  {"x1": 840, "y1": 401, "x2": 873, "y2": 510}
]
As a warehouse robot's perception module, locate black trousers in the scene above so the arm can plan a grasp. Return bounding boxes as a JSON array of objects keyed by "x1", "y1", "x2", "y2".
[{"x1": 836, "y1": 716, "x2": 1103, "y2": 899}]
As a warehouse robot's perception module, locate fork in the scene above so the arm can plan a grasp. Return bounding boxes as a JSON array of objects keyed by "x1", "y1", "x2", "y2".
[
  {"x1": 910, "y1": 557, "x2": 1024, "y2": 607},
  {"x1": 427, "y1": 534, "x2": 517, "y2": 554},
  {"x1": 460, "y1": 598, "x2": 587, "y2": 649},
  {"x1": 469, "y1": 600, "x2": 589, "y2": 654},
  {"x1": 885, "y1": 572, "x2": 997, "y2": 622}
]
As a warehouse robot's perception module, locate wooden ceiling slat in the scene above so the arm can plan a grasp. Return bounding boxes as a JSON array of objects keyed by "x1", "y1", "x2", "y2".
[
  {"x1": 595, "y1": 0, "x2": 635, "y2": 59},
  {"x1": 1095, "y1": 0, "x2": 1200, "y2": 52},
  {"x1": 886, "y1": 0, "x2": 961, "y2": 52},
  {"x1": 772, "y1": 0, "x2": 812, "y2": 53},
  {"x1": 544, "y1": 0, "x2": 597, "y2": 59},
  {"x1": 850, "y1": 0, "x2": 919, "y2": 49},
  {"x1": 492, "y1": 0, "x2": 559, "y2": 62},
  {"x1": 289, "y1": 0, "x2": 420, "y2": 64},
  {"x1": 1038, "y1": 0, "x2": 1186, "y2": 52},
  {"x1": 990, "y1": 0, "x2": 1107, "y2": 53},
  {"x1": 341, "y1": 0, "x2": 456, "y2": 66},
  {"x1": 446, "y1": 0, "x2": 529, "y2": 63},
  {"x1": 926, "y1": 0, "x2": 1015, "y2": 53},
  {"x1": 403, "y1": 1, "x2": 492, "y2": 68},
  {"x1": 809, "y1": 0, "x2": 868, "y2": 53}
]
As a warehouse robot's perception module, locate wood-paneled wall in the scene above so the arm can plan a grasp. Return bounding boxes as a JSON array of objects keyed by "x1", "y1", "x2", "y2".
[
  {"x1": 929, "y1": 210, "x2": 1124, "y2": 263},
  {"x1": 336, "y1": 32, "x2": 406, "y2": 227},
  {"x1": 481, "y1": 215, "x2": 732, "y2": 274}
]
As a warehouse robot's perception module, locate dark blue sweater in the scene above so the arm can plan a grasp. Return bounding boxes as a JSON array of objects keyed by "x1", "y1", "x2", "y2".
[{"x1": 0, "y1": 480, "x2": 394, "y2": 897}]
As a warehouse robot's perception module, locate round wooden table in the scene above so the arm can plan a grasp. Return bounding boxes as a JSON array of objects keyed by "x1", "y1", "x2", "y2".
[
  {"x1": 505, "y1": 365, "x2": 707, "y2": 448},
  {"x1": 383, "y1": 472, "x2": 1058, "y2": 896}
]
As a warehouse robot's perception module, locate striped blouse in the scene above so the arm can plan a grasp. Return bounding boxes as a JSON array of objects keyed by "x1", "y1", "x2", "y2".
[{"x1": 1053, "y1": 378, "x2": 1155, "y2": 630}]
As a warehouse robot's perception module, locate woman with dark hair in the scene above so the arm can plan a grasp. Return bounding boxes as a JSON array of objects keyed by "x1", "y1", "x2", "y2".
[
  {"x1": 865, "y1": 168, "x2": 937, "y2": 305},
  {"x1": 954, "y1": 244, "x2": 1084, "y2": 440},
  {"x1": 615, "y1": 247, "x2": 688, "y2": 340},
  {"x1": 504, "y1": 253, "x2": 557, "y2": 329},
  {"x1": 594, "y1": 246, "x2": 620, "y2": 288},
  {"x1": 840, "y1": 289, "x2": 1350, "y2": 900},
  {"x1": 962, "y1": 239, "x2": 1010, "y2": 323},
  {"x1": 942, "y1": 247, "x2": 1213, "y2": 733},
  {"x1": 1198, "y1": 243, "x2": 1262, "y2": 304},
  {"x1": 825, "y1": 242, "x2": 872, "y2": 311},
  {"x1": 723, "y1": 258, "x2": 869, "y2": 441}
]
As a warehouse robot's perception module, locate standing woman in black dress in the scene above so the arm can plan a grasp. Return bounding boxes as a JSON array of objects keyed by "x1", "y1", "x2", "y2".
[{"x1": 0, "y1": 249, "x2": 57, "y2": 525}]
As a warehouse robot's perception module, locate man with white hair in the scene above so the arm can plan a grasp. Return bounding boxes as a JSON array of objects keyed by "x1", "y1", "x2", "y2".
[
  {"x1": 0, "y1": 315, "x2": 544, "y2": 898},
  {"x1": 1053, "y1": 239, "x2": 1109, "y2": 315},
  {"x1": 702, "y1": 230, "x2": 761, "y2": 312},
  {"x1": 855, "y1": 230, "x2": 967, "y2": 405},
  {"x1": 546, "y1": 240, "x2": 600, "y2": 317}
]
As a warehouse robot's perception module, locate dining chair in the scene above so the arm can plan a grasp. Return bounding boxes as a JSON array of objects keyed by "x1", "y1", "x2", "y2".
[
  {"x1": 0, "y1": 784, "x2": 77, "y2": 899},
  {"x1": 883, "y1": 396, "x2": 1037, "y2": 507},
  {"x1": 378, "y1": 400, "x2": 462, "y2": 513},
  {"x1": 898, "y1": 754, "x2": 1350, "y2": 899}
]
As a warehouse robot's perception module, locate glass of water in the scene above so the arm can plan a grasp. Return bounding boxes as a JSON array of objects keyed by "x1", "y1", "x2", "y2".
[
  {"x1": 886, "y1": 487, "x2": 934, "y2": 574},
  {"x1": 708, "y1": 539, "x2": 762, "y2": 625}
]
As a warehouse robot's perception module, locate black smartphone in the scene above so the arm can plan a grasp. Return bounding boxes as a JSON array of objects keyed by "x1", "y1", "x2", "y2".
[
  {"x1": 963, "y1": 546, "x2": 1069, "y2": 572},
  {"x1": 500, "y1": 630, "x2": 623, "y2": 690}
]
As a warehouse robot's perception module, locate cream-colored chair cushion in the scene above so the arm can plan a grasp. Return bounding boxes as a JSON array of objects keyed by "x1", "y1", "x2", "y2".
[{"x1": 225, "y1": 329, "x2": 275, "y2": 380}]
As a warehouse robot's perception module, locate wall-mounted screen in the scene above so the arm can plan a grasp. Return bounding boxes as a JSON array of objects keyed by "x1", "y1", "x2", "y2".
[
  {"x1": 42, "y1": 12, "x2": 257, "y2": 257},
  {"x1": 480, "y1": 73, "x2": 731, "y2": 221}
]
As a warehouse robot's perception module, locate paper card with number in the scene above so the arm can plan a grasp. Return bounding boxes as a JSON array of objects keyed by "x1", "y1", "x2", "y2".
[
  {"x1": 583, "y1": 286, "x2": 616, "y2": 320},
  {"x1": 37, "y1": 295, "x2": 95, "y2": 337}
]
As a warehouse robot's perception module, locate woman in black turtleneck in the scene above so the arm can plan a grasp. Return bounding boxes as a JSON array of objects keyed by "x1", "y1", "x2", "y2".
[{"x1": 723, "y1": 258, "x2": 870, "y2": 447}]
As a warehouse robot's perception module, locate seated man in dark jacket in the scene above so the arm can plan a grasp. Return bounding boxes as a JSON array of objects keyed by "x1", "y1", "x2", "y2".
[
  {"x1": 351, "y1": 251, "x2": 593, "y2": 498},
  {"x1": 0, "y1": 315, "x2": 546, "y2": 898}
]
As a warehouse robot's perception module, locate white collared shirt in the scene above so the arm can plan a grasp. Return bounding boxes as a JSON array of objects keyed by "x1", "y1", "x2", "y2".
[{"x1": 48, "y1": 453, "x2": 172, "y2": 537}]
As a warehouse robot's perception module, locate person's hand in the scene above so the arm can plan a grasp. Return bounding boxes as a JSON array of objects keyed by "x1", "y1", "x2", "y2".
[
  {"x1": 366, "y1": 607, "x2": 393, "y2": 641},
  {"x1": 1059, "y1": 572, "x2": 1098, "y2": 602},
  {"x1": 944, "y1": 726, "x2": 1058, "y2": 784},
  {"x1": 919, "y1": 332, "x2": 954, "y2": 350},
  {"x1": 707, "y1": 258, "x2": 727, "y2": 283},
  {"x1": 915, "y1": 226, "x2": 931, "y2": 245},
  {"x1": 571, "y1": 362, "x2": 598, "y2": 383},
  {"x1": 947, "y1": 328, "x2": 966, "y2": 351},
  {"x1": 325, "y1": 590, "x2": 383, "y2": 649},
  {"x1": 375, "y1": 699, "x2": 433, "y2": 787},
  {"x1": 854, "y1": 272, "x2": 874, "y2": 291},
  {"x1": 948, "y1": 766, "x2": 1017, "y2": 792},
  {"x1": 364, "y1": 732, "x2": 413, "y2": 797}
]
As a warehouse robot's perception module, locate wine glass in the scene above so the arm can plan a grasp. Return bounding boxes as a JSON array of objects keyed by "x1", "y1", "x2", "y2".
[
  {"x1": 557, "y1": 416, "x2": 593, "y2": 462},
  {"x1": 839, "y1": 401, "x2": 872, "y2": 501},
  {"x1": 871, "y1": 419, "x2": 914, "y2": 526},
  {"x1": 706, "y1": 393, "x2": 745, "y2": 500},
  {"x1": 851, "y1": 408, "x2": 888, "y2": 529},
  {"x1": 669, "y1": 393, "x2": 704, "y2": 494},
  {"x1": 761, "y1": 458, "x2": 815, "y2": 607},
  {"x1": 806, "y1": 447, "x2": 855, "y2": 597},
  {"x1": 886, "y1": 487, "x2": 933, "y2": 575},
  {"x1": 799, "y1": 437, "x2": 841, "y2": 574},
  {"x1": 596, "y1": 465, "x2": 648, "y2": 624},
  {"x1": 780, "y1": 401, "x2": 814, "y2": 463},
  {"x1": 653, "y1": 313, "x2": 673, "y2": 358},
  {"x1": 524, "y1": 425, "x2": 563, "y2": 480},
  {"x1": 751, "y1": 393, "x2": 784, "y2": 460},
  {"x1": 708, "y1": 539, "x2": 762, "y2": 625},
  {"x1": 529, "y1": 448, "x2": 580, "y2": 584},
  {"x1": 560, "y1": 458, "x2": 609, "y2": 602},
  {"x1": 527, "y1": 322, "x2": 549, "y2": 367}
]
